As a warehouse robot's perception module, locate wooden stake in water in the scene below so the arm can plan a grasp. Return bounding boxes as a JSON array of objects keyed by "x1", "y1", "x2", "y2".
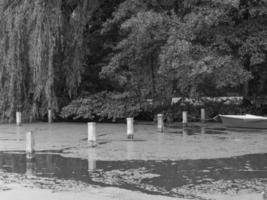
[
  {"x1": 201, "y1": 108, "x2": 205, "y2": 123},
  {"x1": 26, "y1": 131, "x2": 35, "y2": 160},
  {"x1": 88, "y1": 122, "x2": 96, "y2": 147},
  {"x1": 16, "y1": 111, "x2": 22, "y2": 126},
  {"x1": 182, "y1": 111, "x2": 188, "y2": 126},
  {"x1": 127, "y1": 117, "x2": 134, "y2": 139},
  {"x1": 157, "y1": 114, "x2": 164, "y2": 132},
  {"x1": 48, "y1": 109, "x2": 52, "y2": 123}
]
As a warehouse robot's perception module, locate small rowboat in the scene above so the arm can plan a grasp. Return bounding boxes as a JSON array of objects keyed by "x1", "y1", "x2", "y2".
[{"x1": 219, "y1": 114, "x2": 267, "y2": 129}]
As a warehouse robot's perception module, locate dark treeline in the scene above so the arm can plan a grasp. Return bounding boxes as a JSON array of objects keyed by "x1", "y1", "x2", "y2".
[{"x1": 0, "y1": 0, "x2": 267, "y2": 122}]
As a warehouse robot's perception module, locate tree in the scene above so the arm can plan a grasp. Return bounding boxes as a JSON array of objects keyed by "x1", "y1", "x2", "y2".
[
  {"x1": 0, "y1": 0, "x2": 103, "y2": 122},
  {"x1": 158, "y1": 5, "x2": 253, "y2": 97}
]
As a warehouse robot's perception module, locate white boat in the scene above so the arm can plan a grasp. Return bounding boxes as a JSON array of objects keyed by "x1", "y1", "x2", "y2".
[{"x1": 219, "y1": 114, "x2": 267, "y2": 129}]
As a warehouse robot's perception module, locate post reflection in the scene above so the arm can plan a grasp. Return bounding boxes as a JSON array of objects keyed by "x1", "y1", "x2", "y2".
[
  {"x1": 182, "y1": 127, "x2": 188, "y2": 136},
  {"x1": 16, "y1": 126, "x2": 21, "y2": 141},
  {"x1": 126, "y1": 140, "x2": 134, "y2": 160},
  {"x1": 0, "y1": 154, "x2": 2, "y2": 169},
  {"x1": 48, "y1": 125, "x2": 53, "y2": 138},
  {"x1": 88, "y1": 148, "x2": 97, "y2": 172},
  {"x1": 157, "y1": 131, "x2": 165, "y2": 145},
  {"x1": 200, "y1": 126, "x2": 206, "y2": 135},
  {"x1": 25, "y1": 159, "x2": 35, "y2": 177}
]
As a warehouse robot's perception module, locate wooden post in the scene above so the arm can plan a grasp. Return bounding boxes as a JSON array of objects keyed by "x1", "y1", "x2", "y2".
[
  {"x1": 157, "y1": 114, "x2": 164, "y2": 132},
  {"x1": 88, "y1": 122, "x2": 96, "y2": 147},
  {"x1": 26, "y1": 131, "x2": 35, "y2": 160},
  {"x1": 182, "y1": 111, "x2": 188, "y2": 126},
  {"x1": 16, "y1": 111, "x2": 22, "y2": 126},
  {"x1": 48, "y1": 109, "x2": 52, "y2": 123},
  {"x1": 127, "y1": 117, "x2": 134, "y2": 139},
  {"x1": 201, "y1": 108, "x2": 205, "y2": 123}
]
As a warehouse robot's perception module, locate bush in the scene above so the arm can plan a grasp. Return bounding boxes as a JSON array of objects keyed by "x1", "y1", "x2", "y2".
[
  {"x1": 60, "y1": 91, "x2": 152, "y2": 121},
  {"x1": 61, "y1": 93, "x2": 263, "y2": 122}
]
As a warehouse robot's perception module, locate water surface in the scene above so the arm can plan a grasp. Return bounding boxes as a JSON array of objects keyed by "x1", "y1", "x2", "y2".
[{"x1": 0, "y1": 152, "x2": 266, "y2": 197}]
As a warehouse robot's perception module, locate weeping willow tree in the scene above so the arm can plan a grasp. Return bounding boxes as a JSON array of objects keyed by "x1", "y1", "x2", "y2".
[{"x1": 0, "y1": 0, "x2": 100, "y2": 122}]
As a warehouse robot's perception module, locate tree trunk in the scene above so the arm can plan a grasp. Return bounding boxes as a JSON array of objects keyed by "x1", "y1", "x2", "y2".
[{"x1": 150, "y1": 53, "x2": 156, "y2": 100}]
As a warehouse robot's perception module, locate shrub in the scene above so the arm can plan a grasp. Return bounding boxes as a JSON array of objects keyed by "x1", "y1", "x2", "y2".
[
  {"x1": 61, "y1": 93, "x2": 263, "y2": 122},
  {"x1": 60, "y1": 91, "x2": 151, "y2": 121}
]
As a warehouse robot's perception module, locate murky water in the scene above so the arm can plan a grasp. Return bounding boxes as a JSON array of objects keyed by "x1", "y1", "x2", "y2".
[
  {"x1": 0, "y1": 123, "x2": 267, "y2": 199},
  {"x1": 1, "y1": 122, "x2": 267, "y2": 161},
  {"x1": 0, "y1": 152, "x2": 267, "y2": 197}
]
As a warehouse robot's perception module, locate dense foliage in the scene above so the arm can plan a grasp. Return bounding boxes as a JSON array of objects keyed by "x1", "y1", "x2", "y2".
[
  {"x1": 60, "y1": 91, "x2": 153, "y2": 121},
  {"x1": 0, "y1": 0, "x2": 103, "y2": 122},
  {"x1": 0, "y1": 0, "x2": 267, "y2": 122}
]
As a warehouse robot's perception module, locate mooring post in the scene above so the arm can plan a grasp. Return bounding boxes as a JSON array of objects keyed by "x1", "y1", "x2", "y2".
[
  {"x1": 182, "y1": 111, "x2": 188, "y2": 126},
  {"x1": 88, "y1": 122, "x2": 96, "y2": 147},
  {"x1": 201, "y1": 108, "x2": 205, "y2": 123},
  {"x1": 48, "y1": 109, "x2": 52, "y2": 123},
  {"x1": 157, "y1": 114, "x2": 164, "y2": 132},
  {"x1": 127, "y1": 117, "x2": 134, "y2": 139},
  {"x1": 26, "y1": 131, "x2": 35, "y2": 160},
  {"x1": 16, "y1": 111, "x2": 22, "y2": 126}
]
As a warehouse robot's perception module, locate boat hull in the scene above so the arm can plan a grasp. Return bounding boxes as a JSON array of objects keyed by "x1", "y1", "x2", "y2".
[{"x1": 220, "y1": 115, "x2": 267, "y2": 129}]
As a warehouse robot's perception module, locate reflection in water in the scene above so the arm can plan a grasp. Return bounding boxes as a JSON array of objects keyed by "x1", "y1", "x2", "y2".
[
  {"x1": 200, "y1": 126, "x2": 205, "y2": 135},
  {"x1": 180, "y1": 126, "x2": 228, "y2": 135},
  {"x1": 182, "y1": 128, "x2": 188, "y2": 136},
  {"x1": 26, "y1": 159, "x2": 35, "y2": 177},
  {"x1": 156, "y1": 132, "x2": 165, "y2": 144},
  {"x1": 126, "y1": 141, "x2": 134, "y2": 160},
  {"x1": 0, "y1": 152, "x2": 267, "y2": 196},
  {"x1": 48, "y1": 125, "x2": 53, "y2": 138},
  {"x1": 16, "y1": 126, "x2": 21, "y2": 141},
  {"x1": 44, "y1": 154, "x2": 56, "y2": 177},
  {"x1": 88, "y1": 148, "x2": 97, "y2": 172}
]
